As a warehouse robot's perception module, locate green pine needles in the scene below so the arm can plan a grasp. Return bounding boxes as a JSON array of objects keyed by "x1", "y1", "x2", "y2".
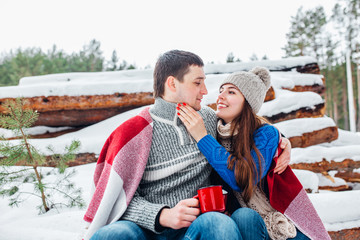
[{"x1": 0, "y1": 98, "x2": 85, "y2": 213}]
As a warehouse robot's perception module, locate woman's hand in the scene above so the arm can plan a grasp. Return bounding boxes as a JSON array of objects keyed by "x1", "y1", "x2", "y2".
[
  {"x1": 274, "y1": 137, "x2": 291, "y2": 174},
  {"x1": 177, "y1": 103, "x2": 207, "y2": 142}
]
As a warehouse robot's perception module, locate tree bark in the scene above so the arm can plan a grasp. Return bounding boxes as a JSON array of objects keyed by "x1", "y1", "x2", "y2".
[
  {"x1": 357, "y1": 47, "x2": 360, "y2": 131},
  {"x1": 342, "y1": 66, "x2": 349, "y2": 130}
]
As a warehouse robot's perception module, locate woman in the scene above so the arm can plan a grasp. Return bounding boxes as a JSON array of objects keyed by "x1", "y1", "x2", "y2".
[{"x1": 177, "y1": 67, "x2": 330, "y2": 240}]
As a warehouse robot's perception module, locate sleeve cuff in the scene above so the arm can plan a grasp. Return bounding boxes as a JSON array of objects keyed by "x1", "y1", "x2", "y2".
[
  {"x1": 155, "y1": 206, "x2": 170, "y2": 233},
  {"x1": 197, "y1": 134, "x2": 220, "y2": 153}
]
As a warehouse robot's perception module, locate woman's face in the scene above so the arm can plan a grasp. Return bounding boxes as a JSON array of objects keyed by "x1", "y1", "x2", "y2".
[{"x1": 216, "y1": 84, "x2": 245, "y2": 124}]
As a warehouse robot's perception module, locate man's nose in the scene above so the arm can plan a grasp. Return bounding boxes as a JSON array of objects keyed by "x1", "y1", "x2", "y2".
[{"x1": 201, "y1": 84, "x2": 208, "y2": 95}]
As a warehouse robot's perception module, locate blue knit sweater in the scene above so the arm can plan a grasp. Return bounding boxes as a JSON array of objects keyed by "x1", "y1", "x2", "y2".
[{"x1": 197, "y1": 124, "x2": 280, "y2": 192}]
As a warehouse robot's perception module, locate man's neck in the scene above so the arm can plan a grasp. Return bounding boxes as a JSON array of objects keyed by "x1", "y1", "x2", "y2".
[
  {"x1": 161, "y1": 95, "x2": 177, "y2": 104},
  {"x1": 150, "y1": 97, "x2": 179, "y2": 122}
]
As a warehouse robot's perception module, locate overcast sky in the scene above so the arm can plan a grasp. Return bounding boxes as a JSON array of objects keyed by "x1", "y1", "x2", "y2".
[{"x1": 0, "y1": 0, "x2": 336, "y2": 68}]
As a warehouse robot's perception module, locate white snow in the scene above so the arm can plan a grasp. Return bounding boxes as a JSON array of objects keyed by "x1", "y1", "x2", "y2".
[
  {"x1": 270, "y1": 72, "x2": 324, "y2": 89},
  {"x1": 293, "y1": 169, "x2": 319, "y2": 193},
  {"x1": 1, "y1": 163, "x2": 358, "y2": 240},
  {"x1": 18, "y1": 69, "x2": 154, "y2": 86},
  {"x1": 274, "y1": 116, "x2": 336, "y2": 138},
  {"x1": 258, "y1": 89, "x2": 324, "y2": 117},
  {"x1": 317, "y1": 173, "x2": 348, "y2": 187},
  {"x1": 0, "y1": 164, "x2": 95, "y2": 240},
  {"x1": 1, "y1": 56, "x2": 359, "y2": 238},
  {"x1": 0, "y1": 106, "x2": 147, "y2": 155},
  {"x1": 204, "y1": 56, "x2": 317, "y2": 74},
  {"x1": 309, "y1": 190, "x2": 360, "y2": 231},
  {"x1": 291, "y1": 145, "x2": 360, "y2": 164},
  {"x1": 0, "y1": 56, "x2": 319, "y2": 100},
  {"x1": 0, "y1": 126, "x2": 74, "y2": 139},
  {"x1": 0, "y1": 78, "x2": 154, "y2": 98},
  {"x1": 290, "y1": 129, "x2": 360, "y2": 165}
]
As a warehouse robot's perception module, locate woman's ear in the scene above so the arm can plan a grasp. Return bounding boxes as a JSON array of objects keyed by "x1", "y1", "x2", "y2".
[{"x1": 166, "y1": 76, "x2": 177, "y2": 93}]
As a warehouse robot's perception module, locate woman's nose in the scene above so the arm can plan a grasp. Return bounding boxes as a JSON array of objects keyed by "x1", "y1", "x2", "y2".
[{"x1": 218, "y1": 91, "x2": 225, "y2": 99}]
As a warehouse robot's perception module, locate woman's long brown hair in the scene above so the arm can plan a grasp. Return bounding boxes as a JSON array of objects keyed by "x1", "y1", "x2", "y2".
[{"x1": 222, "y1": 100, "x2": 268, "y2": 202}]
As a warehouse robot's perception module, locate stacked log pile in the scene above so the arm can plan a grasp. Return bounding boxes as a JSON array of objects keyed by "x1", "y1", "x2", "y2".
[
  {"x1": 1, "y1": 56, "x2": 360, "y2": 238},
  {"x1": 0, "y1": 56, "x2": 319, "y2": 129}
]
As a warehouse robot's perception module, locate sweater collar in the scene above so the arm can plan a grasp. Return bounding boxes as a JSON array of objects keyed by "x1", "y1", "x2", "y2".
[
  {"x1": 150, "y1": 97, "x2": 180, "y2": 122},
  {"x1": 217, "y1": 119, "x2": 238, "y2": 139}
]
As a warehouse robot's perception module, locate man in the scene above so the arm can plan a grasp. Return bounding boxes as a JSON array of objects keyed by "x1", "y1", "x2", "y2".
[{"x1": 84, "y1": 50, "x2": 291, "y2": 240}]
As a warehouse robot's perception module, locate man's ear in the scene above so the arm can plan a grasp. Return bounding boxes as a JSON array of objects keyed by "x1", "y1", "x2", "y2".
[{"x1": 166, "y1": 76, "x2": 177, "y2": 93}]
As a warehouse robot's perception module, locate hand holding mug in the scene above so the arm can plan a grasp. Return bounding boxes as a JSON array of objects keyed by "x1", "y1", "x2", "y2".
[{"x1": 159, "y1": 198, "x2": 200, "y2": 229}]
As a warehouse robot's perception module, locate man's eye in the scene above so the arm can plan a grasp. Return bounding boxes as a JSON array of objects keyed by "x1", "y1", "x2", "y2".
[{"x1": 195, "y1": 82, "x2": 201, "y2": 85}]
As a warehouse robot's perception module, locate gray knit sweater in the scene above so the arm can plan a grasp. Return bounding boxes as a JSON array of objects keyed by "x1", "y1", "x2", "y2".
[{"x1": 121, "y1": 98, "x2": 217, "y2": 233}]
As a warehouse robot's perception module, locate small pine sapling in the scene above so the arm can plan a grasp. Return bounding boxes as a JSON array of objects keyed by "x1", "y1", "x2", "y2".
[{"x1": 0, "y1": 98, "x2": 85, "y2": 213}]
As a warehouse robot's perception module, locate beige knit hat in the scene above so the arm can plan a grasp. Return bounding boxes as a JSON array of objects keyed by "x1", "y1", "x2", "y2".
[{"x1": 220, "y1": 67, "x2": 271, "y2": 113}]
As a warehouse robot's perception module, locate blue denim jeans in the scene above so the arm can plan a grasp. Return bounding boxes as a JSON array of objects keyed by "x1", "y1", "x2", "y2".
[
  {"x1": 90, "y1": 212, "x2": 241, "y2": 240},
  {"x1": 231, "y1": 208, "x2": 310, "y2": 240},
  {"x1": 91, "y1": 208, "x2": 309, "y2": 240}
]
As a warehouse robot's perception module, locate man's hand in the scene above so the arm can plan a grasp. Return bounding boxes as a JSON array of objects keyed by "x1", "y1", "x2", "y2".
[
  {"x1": 274, "y1": 137, "x2": 291, "y2": 174},
  {"x1": 159, "y1": 198, "x2": 200, "y2": 229}
]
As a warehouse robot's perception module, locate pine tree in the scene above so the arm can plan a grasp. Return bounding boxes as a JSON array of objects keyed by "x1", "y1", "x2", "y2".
[
  {"x1": 118, "y1": 60, "x2": 128, "y2": 70},
  {"x1": 0, "y1": 99, "x2": 84, "y2": 213},
  {"x1": 68, "y1": 39, "x2": 104, "y2": 72},
  {"x1": 283, "y1": 6, "x2": 327, "y2": 59},
  {"x1": 332, "y1": 0, "x2": 360, "y2": 131},
  {"x1": 226, "y1": 52, "x2": 235, "y2": 63},
  {"x1": 127, "y1": 64, "x2": 136, "y2": 70},
  {"x1": 249, "y1": 53, "x2": 258, "y2": 61},
  {"x1": 106, "y1": 50, "x2": 119, "y2": 71}
]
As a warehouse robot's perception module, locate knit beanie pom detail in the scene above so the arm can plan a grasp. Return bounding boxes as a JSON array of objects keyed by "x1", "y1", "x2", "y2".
[{"x1": 250, "y1": 67, "x2": 271, "y2": 89}]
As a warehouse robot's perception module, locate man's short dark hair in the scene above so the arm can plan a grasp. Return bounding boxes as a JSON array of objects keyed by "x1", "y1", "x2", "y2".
[{"x1": 153, "y1": 50, "x2": 204, "y2": 98}]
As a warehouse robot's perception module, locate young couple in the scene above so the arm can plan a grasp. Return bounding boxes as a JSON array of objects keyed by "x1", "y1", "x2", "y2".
[{"x1": 83, "y1": 50, "x2": 330, "y2": 240}]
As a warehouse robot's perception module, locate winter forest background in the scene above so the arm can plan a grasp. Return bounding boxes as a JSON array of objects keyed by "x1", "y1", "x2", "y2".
[{"x1": 1, "y1": 0, "x2": 359, "y2": 132}]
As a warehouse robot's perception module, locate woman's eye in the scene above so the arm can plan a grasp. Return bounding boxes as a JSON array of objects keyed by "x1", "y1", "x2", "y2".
[{"x1": 229, "y1": 91, "x2": 235, "y2": 94}]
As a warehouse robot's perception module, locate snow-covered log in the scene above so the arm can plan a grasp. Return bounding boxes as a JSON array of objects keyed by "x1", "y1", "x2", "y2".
[{"x1": 274, "y1": 117, "x2": 338, "y2": 148}]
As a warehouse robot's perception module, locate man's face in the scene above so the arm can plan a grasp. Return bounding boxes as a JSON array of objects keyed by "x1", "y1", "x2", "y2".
[{"x1": 174, "y1": 65, "x2": 207, "y2": 111}]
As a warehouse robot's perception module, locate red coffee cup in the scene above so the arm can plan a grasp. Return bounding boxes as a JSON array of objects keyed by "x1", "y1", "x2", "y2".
[{"x1": 193, "y1": 185, "x2": 227, "y2": 213}]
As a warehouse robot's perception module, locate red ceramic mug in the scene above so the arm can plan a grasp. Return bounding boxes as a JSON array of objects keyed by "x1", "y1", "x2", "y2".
[{"x1": 193, "y1": 185, "x2": 228, "y2": 213}]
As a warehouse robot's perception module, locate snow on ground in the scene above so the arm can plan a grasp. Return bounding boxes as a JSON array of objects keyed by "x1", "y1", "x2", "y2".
[
  {"x1": 0, "y1": 163, "x2": 359, "y2": 240},
  {"x1": 0, "y1": 164, "x2": 95, "y2": 240}
]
